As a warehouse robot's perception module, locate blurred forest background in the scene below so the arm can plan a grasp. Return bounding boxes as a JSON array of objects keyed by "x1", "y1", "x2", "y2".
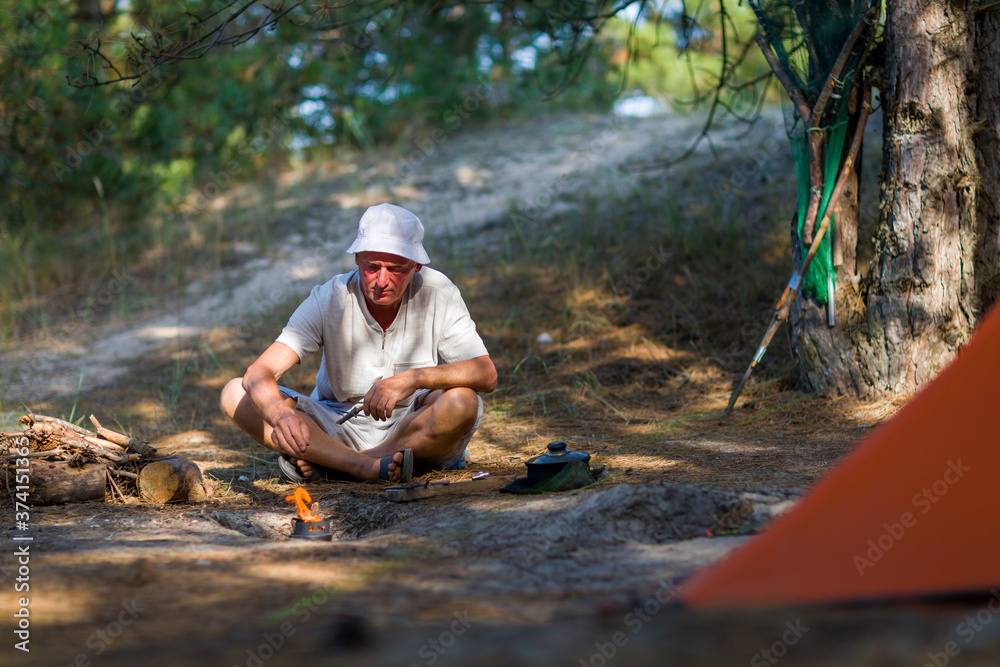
[{"x1": 0, "y1": 0, "x2": 776, "y2": 342}]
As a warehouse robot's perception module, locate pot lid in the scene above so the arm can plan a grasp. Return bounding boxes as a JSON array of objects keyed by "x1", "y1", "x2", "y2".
[{"x1": 526, "y1": 441, "x2": 591, "y2": 467}]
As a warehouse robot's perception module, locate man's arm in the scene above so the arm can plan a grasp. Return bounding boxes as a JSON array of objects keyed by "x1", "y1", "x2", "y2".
[
  {"x1": 414, "y1": 355, "x2": 497, "y2": 393},
  {"x1": 242, "y1": 341, "x2": 310, "y2": 456},
  {"x1": 363, "y1": 355, "x2": 497, "y2": 420}
]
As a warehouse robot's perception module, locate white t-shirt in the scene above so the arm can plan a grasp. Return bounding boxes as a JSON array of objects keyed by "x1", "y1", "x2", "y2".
[{"x1": 275, "y1": 267, "x2": 490, "y2": 407}]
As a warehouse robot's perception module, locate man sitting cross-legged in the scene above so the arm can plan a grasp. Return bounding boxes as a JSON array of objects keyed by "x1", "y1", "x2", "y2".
[{"x1": 220, "y1": 203, "x2": 497, "y2": 484}]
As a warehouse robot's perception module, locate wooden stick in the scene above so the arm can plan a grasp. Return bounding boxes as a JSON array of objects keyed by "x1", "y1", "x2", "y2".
[
  {"x1": 787, "y1": 91, "x2": 870, "y2": 302},
  {"x1": 811, "y1": 3, "x2": 880, "y2": 126},
  {"x1": 803, "y1": 5, "x2": 878, "y2": 246},
  {"x1": 89, "y1": 415, "x2": 157, "y2": 457},
  {"x1": 26, "y1": 422, "x2": 127, "y2": 459},
  {"x1": 753, "y1": 33, "x2": 811, "y2": 124},
  {"x1": 45, "y1": 432, "x2": 139, "y2": 464},
  {"x1": 756, "y1": 3, "x2": 877, "y2": 249},
  {"x1": 27, "y1": 422, "x2": 103, "y2": 451},
  {"x1": 92, "y1": 450, "x2": 138, "y2": 464},
  {"x1": 83, "y1": 435, "x2": 126, "y2": 451},
  {"x1": 21, "y1": 413, "x2": 92, "y2": 437},
  {"x1": 801, "y1": 131, "x2": 825, "y2": 246},
  {"x1": 752, "y1": 29, "x2": 823, "y2": 247},
  {"x1": 725, "y1": 84, "x2": 872, "y2": 416},
  {"x1": 89, "y1": 415, "x2": 129, "y2": 444},
  {"x1": 386, "y1": 476, "x2": 514, "y2": 502},
  {"x1": 106, "y1": 468, "x2": 125, "y2": 503},
  {"x1": 3, "y1": 450, "x2": 66, "y2": 459}
]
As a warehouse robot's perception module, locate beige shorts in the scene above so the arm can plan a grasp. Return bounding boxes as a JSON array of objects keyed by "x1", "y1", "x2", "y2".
[{"x1": 278, "y1": 386, "x2": 482, "y2": 469}]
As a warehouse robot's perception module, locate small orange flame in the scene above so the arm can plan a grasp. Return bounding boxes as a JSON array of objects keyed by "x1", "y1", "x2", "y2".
[{"x1": 286, "y1": 487, "x2": 322, "y2": 522}]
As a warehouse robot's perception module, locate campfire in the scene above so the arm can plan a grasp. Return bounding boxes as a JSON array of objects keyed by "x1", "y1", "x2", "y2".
[
  {"x1": 285, "y1": 486, "x2": 322, "y2": 521},
  {"x1": 285, "y1": 487, "x2": 332, "y2": 541}
]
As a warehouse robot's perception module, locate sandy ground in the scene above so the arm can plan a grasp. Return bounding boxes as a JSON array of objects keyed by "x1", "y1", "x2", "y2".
[
  {"x1": 0, "y1": 109, "x2": 716, "y2": 403},
  {"x1": 4, "y1": 107, "x2": 998, "y2": 665}
]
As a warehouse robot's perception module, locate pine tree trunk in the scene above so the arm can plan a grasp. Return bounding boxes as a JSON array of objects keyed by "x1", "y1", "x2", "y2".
[
  {"x1": 974, "y1": 5, "x2": 1000, "y2": 307},
  {"x1": 792, "y1": 0, "x2": 999, "y2": 398}
]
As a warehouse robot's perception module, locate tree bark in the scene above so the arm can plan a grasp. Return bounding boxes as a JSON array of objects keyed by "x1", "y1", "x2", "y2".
[
  {"x1": 792, "y1": 0, "x2": 994, "y2": 398},
  {"x1": 973, "y1": 4, "x2": 1000, "y2": 308}
]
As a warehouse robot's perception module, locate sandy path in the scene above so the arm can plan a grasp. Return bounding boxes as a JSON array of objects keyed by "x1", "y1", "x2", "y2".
[{"x1": 1, "y1": 109, "x2": 776, "y2": 406}]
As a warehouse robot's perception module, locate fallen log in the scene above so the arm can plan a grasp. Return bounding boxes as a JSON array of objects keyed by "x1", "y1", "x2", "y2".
[
  {"x1": 5, "y1": 412, "x2": 202, "y2": 505},
  {"x1": 138, "y1": 456, "x2": 206, "y2": 503},
  {"x1": 28, "y1": 460, "x2": 106, "y2": 505}
]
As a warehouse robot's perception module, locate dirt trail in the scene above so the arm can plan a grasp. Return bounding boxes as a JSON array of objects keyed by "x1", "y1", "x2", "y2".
[
  {"x1": 5, "y1": 482, "x2": 995, "y2": 666},
  {"x1": 3, "y1": 108, "x2": 972, "y2": 667},
  {"x1": 0, "y1": 109, "x2": 778, "y2": 407}
]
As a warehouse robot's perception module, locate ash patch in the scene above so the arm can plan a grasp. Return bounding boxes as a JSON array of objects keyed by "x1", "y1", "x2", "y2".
[
  {"x1": 209, "y1": 490, "x2": 436, "y2": 541},
  {"x1": 207, "y1": 484, "x2": 799, "y2": 546},
  {"x1": 384, "y1": 483, "x2": 800, "y2": 552},
  {"x1": 323, "y1": 491, "x2": 431, "y2": 540},
  {"x1": 376, "y1": 484, "x2": 801, "y2": 597},
  {"x1": 541, "y1": 484, "x2": 752, "y2": 543}
]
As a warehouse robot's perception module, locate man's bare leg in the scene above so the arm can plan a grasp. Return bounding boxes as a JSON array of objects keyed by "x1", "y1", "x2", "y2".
[
  {"x1": 219, "y1": 378, "x2": 405, "y2": 482},
  {"x1": 360, "y1": 387, "x2": 480, "y2": 466}
]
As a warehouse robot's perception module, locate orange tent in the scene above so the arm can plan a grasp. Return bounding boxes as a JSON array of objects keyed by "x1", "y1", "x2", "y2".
[{"x1": 678, "y1": 306, "x2": 1000, "y2": 608}]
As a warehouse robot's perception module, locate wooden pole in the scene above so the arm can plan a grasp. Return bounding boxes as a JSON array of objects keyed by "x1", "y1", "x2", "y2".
[
  {"x1": 752, "y1": 33, "x2": 811, "y2": 124},
  {"x1": 802, "y1": 3, "x2": 879, "y2": 248},
  {"x1": 725, "y1": 85, "x2": 872, "y2": 415}
]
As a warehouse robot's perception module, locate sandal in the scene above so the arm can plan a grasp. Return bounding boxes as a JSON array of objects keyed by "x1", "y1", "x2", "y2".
[
  {"x1": 378, "y1": 449, "x2": 413, "y2": 484},
  {"x1": 277, "y1": 454, "x2": 330, "y2": 484}
]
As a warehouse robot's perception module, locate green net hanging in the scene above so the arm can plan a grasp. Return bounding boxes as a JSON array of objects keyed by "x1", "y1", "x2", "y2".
[{"x1": 748, "y1": 0, "x2": 875, "y2": 304}]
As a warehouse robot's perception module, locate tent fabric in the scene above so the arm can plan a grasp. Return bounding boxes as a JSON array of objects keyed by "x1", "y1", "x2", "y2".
[{"x1": 678, "y1": 304, "x2": 1000, "y2": 608}]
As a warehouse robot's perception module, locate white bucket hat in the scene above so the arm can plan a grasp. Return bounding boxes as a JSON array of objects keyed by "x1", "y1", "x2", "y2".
[{"x1": 346, "y1": 203, "x2": 431, "y2": 265}]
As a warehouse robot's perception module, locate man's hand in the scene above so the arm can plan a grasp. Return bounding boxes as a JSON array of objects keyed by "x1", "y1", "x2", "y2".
[
  {"x1": 270, "y1": 411, "x2": 310, "y2": 456},
  {"x1": 362, "y1": 357, "x2": 497, "y2": 421},
  {"x1": 241, "y1": 342, "x2": 310, "y2": 456},
  {"x1": 363, "y1": 372, "x2": 417, "y2": 421}
]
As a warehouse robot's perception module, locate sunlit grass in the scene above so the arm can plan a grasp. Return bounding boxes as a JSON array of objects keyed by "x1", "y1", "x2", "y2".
[{"x1": 4, "y1": 107, "x2": 890, "y2": 493}]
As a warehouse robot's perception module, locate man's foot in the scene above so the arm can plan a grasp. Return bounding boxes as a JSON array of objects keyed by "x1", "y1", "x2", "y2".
[
  {"x1": 369, "y1": 449, "x2": 413, "y2": 484},
  {"x1": 295, "y1": 459, "x2": 316, "y2": 478},
  {"x1": 277, "y1": 454, "x2": 324, "y2": 483}
]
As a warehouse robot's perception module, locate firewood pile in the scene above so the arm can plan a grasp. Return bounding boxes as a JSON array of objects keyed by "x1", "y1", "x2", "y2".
[{"x1": 2, "y1": 413, "x2": 207, "y2": 505}]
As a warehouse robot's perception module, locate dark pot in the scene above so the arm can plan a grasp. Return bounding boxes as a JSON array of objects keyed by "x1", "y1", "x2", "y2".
[{"x1": 523, "y1": 441, "x2": 591, "y2": 486}]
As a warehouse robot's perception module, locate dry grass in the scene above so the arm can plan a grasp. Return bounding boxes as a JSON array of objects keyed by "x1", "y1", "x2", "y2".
[
  {"x1": 0, "y1": 112, "x2": 933, "y2": 667},
  {"x1": 9, "y1": 111, "x2": 898, "y2": 504}
]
